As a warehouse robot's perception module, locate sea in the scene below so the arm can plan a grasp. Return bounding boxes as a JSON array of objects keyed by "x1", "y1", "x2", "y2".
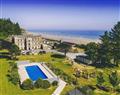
[{"x1": 29, "y1": 30, "x2": 105, "y2": 39}]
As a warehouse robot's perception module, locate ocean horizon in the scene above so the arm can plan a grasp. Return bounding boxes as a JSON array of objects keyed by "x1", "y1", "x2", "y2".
[{"x1": 29, "y1": 30, "x2": 105, "y2": 39}]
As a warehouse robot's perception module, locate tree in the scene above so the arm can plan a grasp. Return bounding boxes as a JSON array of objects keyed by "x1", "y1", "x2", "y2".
[
  {"x1": 110, "y1": 22, "x2": 120, "y2": 66},
  {"x1": 0, "y1": 18, "x2": 22, "y2": 39},
  {"x1": 40, "y1": 44, "x2": 43, "y2": 50},
  {"x1": 85, "y1": 42, "x2": 98, "y2": 64},
  {"x1": 52, "y1": 81, "x2": 58, "y2": 86},
  {"x1": 9, "y1": 61, "x2": 18, "y2": 70},
  {"x1": 21, "y1": 79, "x2": 34, "y2": 90},
  {"x1": 78, "y1": 86, "x2": 94, "y2": 95},
  {"x1": 97, "y1": 72, "x2": 105, "y2": 86},
  {"x1": 34, "y1": 79, "x2": 51, "y2": 89},
  {"x1": 42, "y1": 80, "x2": 51, "y2": 89},
  {"x1": 34, "y1": 78, "x2": 43, "y2": 88},
  {"x1": 9, "y1": 44, "x2": 21, "y2": 59},
  {"x1": 8, "y1": 71, "x2": 19, "y2": 85},
  {"x1": 7, "y1": 61, "x2": 19, "y2": 85},
  {"x1": 98, "y1": 31, "x2": 112, "y2": 65},
  {"x1": 56, "y1": 42, "x2": 72, "y2": 56},
  {"x1": 109, "y1": 71, "x2": 120, "y2": 87},
  {"x1": 0, "y1": 39, "x2": 21, "y2": 59},
  {"x1": 84, "y1": 22, "x2": 120, "y2": 67}
]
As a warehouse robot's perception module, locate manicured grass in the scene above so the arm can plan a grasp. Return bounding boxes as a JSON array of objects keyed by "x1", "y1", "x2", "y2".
[
  {"x1": 18, "y1": 53, "x2": 98, "y2": 94},
  {"x1": 1, "y1": 52, "x2": 120, "y2": 95},
  {"x1": 18, "y1": 53, "x2": 120, "y2": 95},
  {"x1": 0, "y1": 59, "x2": 56, "y2": 95}
]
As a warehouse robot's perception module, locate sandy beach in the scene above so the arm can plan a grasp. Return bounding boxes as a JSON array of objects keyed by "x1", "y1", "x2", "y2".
[{"x1": 27, "y1": 31, "x2": 100, "y2": 44}]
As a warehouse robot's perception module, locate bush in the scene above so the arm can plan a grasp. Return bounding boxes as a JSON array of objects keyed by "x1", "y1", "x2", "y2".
[
  {"x1": 78, "y1": 86, "x2": 94, "y2": 95},
  {"x1": 115, "y1": 86, "x2": 120, "y2": 92},
  {"x1": 52, "y1": 81, "x2": 58, "y2": 86},
  {"x1": 42, "y1": 80, "x2": 51, "y2": 89},
  {"x1": 96, "y1": 85, "x2": 109, "y2": 92},
  {"x1": 88, "y1": 85, "x2": 96, "y2": 90},
  {"x1": 34, "y1": 78, "x2": 51, "y2": 89},
  {"x1": 34, "y1": 78, "x2": 43, "y2": 88},
  {"x1": 45, "y1": 62, "x2": 74, "y2": 85},
  {"x1": 8, "y1": 71, "x2": 19, "y2": 85},
  {"x1": 7, "y1": 62, "x2": 20, "y2": 85},
  {"x1": 21, "y1": 79, "x2": 34, "y2": 90}
]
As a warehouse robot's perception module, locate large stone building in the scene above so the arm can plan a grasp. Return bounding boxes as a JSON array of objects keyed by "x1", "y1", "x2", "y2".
[{"x1": 11, "y1": 34, "x2": 43, "y2": 50}]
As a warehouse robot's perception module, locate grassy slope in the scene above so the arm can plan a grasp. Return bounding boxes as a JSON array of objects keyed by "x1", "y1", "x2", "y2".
[
  {"x1": 0, "y1": 58, "x2": 56, "y2": 95},
  {"x1": 0, "y1": 52, "x2": 119, "y2": 95}
]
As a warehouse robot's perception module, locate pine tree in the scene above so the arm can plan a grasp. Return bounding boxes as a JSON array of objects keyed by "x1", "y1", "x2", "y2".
[
  {"x1": 109, "y1": 71, "x2": 120, "y2": 87},
  {"x1": 85, "y1": 42, "x2": 98, "y2": 64},
  {"x1": 110, "y1": 22, "x2": 120, "y2": 66},
  {"x1": 97, "y1": 72, "x2": 105, "y2": 85},
  {"x1": 98, "y1": 31, "x2": 112, "y2": 65}
]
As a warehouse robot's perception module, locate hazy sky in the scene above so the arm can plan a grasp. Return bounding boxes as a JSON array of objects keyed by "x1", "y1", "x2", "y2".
[{"x1": 0, "y1": 0, "x2": 120, "y2": 30}]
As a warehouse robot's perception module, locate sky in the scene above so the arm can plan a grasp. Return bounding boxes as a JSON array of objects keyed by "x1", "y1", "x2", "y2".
[{"x1": 0, "y1": 0, "x2": 120, "y2": 30}]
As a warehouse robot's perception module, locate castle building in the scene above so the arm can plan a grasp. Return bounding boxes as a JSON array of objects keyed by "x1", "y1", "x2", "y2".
[{"x1": 11, "y1": 34, "x2": 43, "y2": 50}]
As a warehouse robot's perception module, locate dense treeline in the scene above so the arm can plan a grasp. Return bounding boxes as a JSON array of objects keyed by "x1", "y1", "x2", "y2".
[
  {"x1": 85, "y1": 22, "x2": 120, "y2": 67},
  {"x1": 0, "y1": 18, "x2": 22, "y2": 38},
  {"x1": 0, "y1": 18, "x2": 21, "y2": 59},
  {"x1": 0, "y1": 39, "x2": 21, "y2": 59}
]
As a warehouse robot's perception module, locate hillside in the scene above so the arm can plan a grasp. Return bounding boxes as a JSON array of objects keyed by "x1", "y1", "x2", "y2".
[{"x1": 0, "y1": 18, "x2": 22, "y2": 39}]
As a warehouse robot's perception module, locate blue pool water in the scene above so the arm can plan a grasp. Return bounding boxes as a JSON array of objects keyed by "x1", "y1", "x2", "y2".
[{"x1": 25, "y1": 65, "x2": 48, "y2": 81}]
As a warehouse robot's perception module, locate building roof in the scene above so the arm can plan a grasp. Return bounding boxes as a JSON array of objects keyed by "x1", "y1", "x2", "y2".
[{"x1": 68, "y1": 89, "x2": 85, "y2": 95}]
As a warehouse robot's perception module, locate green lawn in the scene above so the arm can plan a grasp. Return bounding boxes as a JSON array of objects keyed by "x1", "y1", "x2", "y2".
[
  {"x1": 0, "y1": 59, "x2": 56, "y2": 95},
  {"x1": 0, "y1": 52, "x2": 120, "y2": 95}
]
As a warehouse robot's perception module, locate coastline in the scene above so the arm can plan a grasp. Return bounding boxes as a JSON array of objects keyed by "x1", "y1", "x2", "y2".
[{"x1": 27, "y1": 31, "x2": 100, "y2": 44}]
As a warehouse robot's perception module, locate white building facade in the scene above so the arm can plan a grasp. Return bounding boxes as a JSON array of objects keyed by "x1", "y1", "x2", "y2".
[{"x1": 11, "y1": 34, "x2": 43, "y2": 50}]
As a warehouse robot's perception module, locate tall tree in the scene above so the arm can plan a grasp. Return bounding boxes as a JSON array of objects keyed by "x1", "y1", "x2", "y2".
[
  {"x1": 0, "y1": 18, "x2": 22, "y2": 39},
  {"x1": 110, "y1": 22, "x2": 120, "y2": 66},
  {"x1": 84, "y1": 22, "x2": 120, "y2": 67},
  {"x1": 98, "y1": 31, "x2": 112, "y2": 65},
  {"x1": 85, "y1": 42, "x2": 98, "y2": 64},
  {"x1": 0, "y1": 39, "x2": 21, "y2": 59},
  {"x1": 56, "y1": 42, "x2": 72, "y2": 56},
  {"x1": 9, "y1": 44, "x2": 21, "y2": 59}
]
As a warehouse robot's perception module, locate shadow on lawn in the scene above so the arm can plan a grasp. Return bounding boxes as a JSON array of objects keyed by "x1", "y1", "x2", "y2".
[
  {"x1": 74, "y1": 59, "x2": 116, "y2": 68},
  {"x1": 0, "y1": 52, "x2": 11, "y2": 60},
  {"x1": 90, "y1": 63, "x2": 116, "y2": 68},
  {"x1": 51, "y1": 53, "x2": 65, "y2": 58}
]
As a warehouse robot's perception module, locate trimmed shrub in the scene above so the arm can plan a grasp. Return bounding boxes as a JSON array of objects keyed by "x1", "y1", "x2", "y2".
[
  {"x1": 116, "y1": 86, "x2": 120, "y2": 92},
  {"x1": 52, "y1": 81, "x2": 58, "y2": 86},
  {"x1": 21, "y1": 79, "x2": 34, "y2": 90},
  {"x1": 42, "y1": 80, "x2": 51, "y2": 89},
  {"x1": 34, "y1": 78, "x2": 43, "y2": 88},
  {"x1": 7, "y1": 62, "x2": 20, "y2": 85},
  {"x1": 45, "y1": 62, "x2": 74, "y2": 85},
  {"x1": 96, "y1": 85, "x2": 109, "y2": 92},
  {"x1": 77, "y1": 86, "x2": 94, "y2": 95},
  {"x1": 8, "y1": 71, "x2": 19, "y2": 85}
]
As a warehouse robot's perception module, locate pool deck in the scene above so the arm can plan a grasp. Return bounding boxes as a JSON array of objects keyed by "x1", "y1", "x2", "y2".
[
  {"x1": 17, "y1": 61, "x2": 66, "y2": 95},
  {"x1": 17, "y1": 61, "x2": 56, "y2": 83}
]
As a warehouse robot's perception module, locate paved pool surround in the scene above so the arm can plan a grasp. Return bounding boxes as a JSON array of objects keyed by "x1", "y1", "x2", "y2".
[
  {"x1": 17, "y1": 61, "x2": 66, "y2": 95},
  {"x1": 17, "y1": 61, "x2": 57, "y2": 83}
]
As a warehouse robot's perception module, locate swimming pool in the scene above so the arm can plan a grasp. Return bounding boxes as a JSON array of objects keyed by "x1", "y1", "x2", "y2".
[{"x1": 25, "y1": 65, "x2": 48, "y2": 81}]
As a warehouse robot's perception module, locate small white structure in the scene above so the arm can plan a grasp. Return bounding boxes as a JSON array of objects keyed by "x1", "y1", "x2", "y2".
[{"x1": 75, "y1": 55, "x2": 92, "y2": 64}]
